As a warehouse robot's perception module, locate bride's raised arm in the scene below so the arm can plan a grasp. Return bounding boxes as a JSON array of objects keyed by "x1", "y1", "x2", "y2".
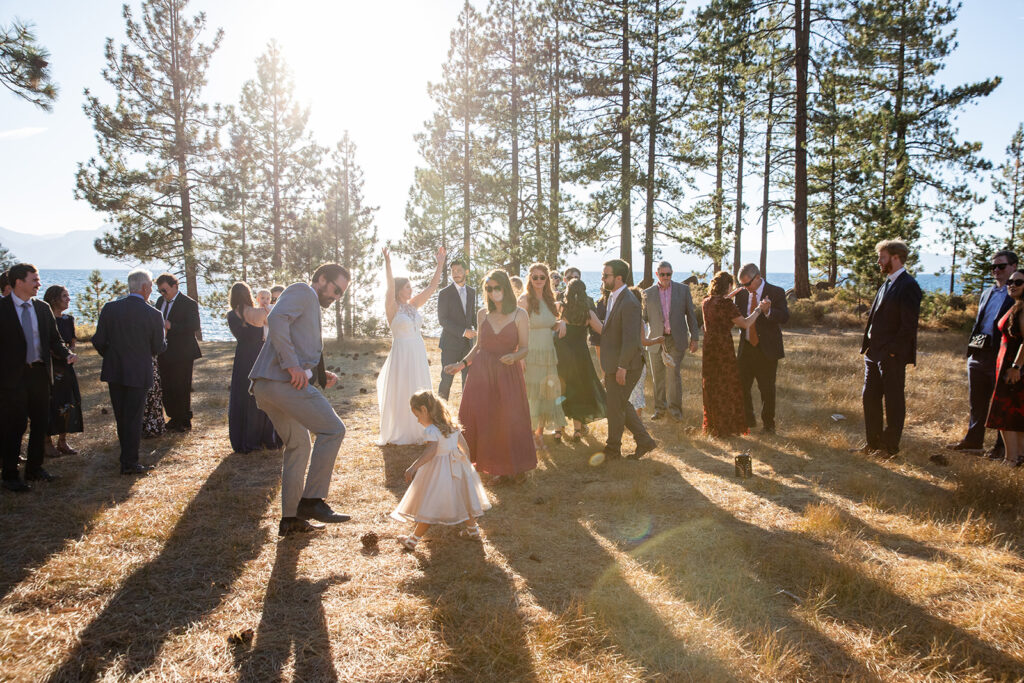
[
  {"x1": 383, "y1": 246, "x2": 397, "y2": 324},
  {"x1": 410, "y1": 246, "x2": 446, "y2": 309}
]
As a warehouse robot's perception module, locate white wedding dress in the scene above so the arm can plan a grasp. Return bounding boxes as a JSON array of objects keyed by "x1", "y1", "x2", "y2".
[{"x1": 376, "y1": 304, "x2": 432, "y2": 445}]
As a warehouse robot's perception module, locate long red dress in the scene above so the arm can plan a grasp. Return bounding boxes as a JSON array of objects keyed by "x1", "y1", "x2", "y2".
[
  {"x1": 459, "y1": 316, "x2": 538, "y2": 476},
  {"x1": 701, "y1": 295, "x2": 749, "y2": 436},
  {"x1": 986, "y1": 308, "x2": 1024, "y2": 432}
]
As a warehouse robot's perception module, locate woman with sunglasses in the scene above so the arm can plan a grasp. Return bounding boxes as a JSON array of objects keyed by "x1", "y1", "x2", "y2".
[
  {"x1": 519, "y1": 263, "x2": 567, "y2": 449},
  {"x1": 445, "y1": 270, "x2": 536, "y2": 483},
  {"x1": 985, "y1": 268, "x2": 1024, "y2": 467},
  {"x1": 377, "y1": 245, "x2": 446, "y2": 445}
]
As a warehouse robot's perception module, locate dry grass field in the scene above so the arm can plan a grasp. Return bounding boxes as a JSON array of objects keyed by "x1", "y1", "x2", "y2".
[{"x1": 1, "y1": 328, "x2": 1022, "y2": 682}]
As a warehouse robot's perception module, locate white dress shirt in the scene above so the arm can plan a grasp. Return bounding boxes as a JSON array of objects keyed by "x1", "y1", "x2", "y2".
[
  {"x1": 161, "y1": 292, "x2": 179, "y2": 319},
  {"x1": 747, "y1": 280, "x2": 766, "y2": 315},
  {"x1": 11, "y1": 292, "x2": 42, "y2": 363},
  {"x1": 604, "y1": 283, "x2": 628, "y2": 325}
]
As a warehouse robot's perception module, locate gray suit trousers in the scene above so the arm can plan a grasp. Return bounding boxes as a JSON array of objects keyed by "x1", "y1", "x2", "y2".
[
  {"x1": 648, "y1": 334, "x2": 686, "y2": 413},
  {"x1": 253, "y1": 379, "x2": 346, "y2": 517}
]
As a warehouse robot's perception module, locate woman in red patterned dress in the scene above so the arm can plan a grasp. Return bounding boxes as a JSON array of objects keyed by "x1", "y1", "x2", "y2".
[
  {"x1": 700, "y1": 271, "x2": 769, "y2": 436},
  {"x1": 986, "y1": 268, "x2": 1024, "y2": 467}
]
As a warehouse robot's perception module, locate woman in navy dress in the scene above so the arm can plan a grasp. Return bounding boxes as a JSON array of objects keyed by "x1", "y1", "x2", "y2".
[
  {"x1": 227, "y1": 282, "x2": 279, "y2": 453},
  {"x1": 44, "y1": 286, "x2": 83, "y2": 455}
]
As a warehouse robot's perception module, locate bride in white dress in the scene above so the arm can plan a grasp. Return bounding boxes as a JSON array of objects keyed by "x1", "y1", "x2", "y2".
[{"x1": 376, "y1": 245, "x2": 446, "y2": 445}]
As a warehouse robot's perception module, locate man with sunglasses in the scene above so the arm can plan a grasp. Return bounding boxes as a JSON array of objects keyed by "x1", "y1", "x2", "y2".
[
  {"x1": 250, "y1": 263, "x2": 352, "y2": 536},
  {"x1": 734, "y1": 263, "x2": 790, "y2": 433},
  {"x1": 642, "y1": 261, "x2": 700, "y2": 421},
  {"x1": 947, "y1": 249, "x2": 1018, "y2": 459},
  {"x1": 154, "y1": 273, "x2": 202, "y2": 432}
]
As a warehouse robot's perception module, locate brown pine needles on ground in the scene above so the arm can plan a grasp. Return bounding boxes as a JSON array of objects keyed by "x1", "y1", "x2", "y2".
[{"x1": 0, "y1": 329, "x2": 1021, "y2": 681}]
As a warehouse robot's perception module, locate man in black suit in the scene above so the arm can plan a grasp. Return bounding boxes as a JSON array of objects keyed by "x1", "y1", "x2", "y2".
[
  {"x1": 856, "y1": 240, "x2": 922, "y2": 457},
  {"x1": 437, "y1": 259, "x2": 477, "y2": 400},
  {"x1": 734, "y1": 263, "x2": 790, "y2": 433},
  {"x1": 947, "y1": 249, "x2": 1018, "y2": 458},
  {"x1": 154, "y1": 273, "x2": 202, "y2": 431},
  {"x1": 93, "y1": 269, "x2": 167, "y2": 474},
  {"x1": 599, "y1": 259, "x2": 657, "y2": 460},
  {"x1": 0, "y1": 263, "x2": 75, "y2": 491}
]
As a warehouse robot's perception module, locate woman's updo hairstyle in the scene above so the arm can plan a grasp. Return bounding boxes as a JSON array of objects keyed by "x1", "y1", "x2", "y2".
[{"x1": 709, "y1": 271, "x2": 734, "y2": 297}]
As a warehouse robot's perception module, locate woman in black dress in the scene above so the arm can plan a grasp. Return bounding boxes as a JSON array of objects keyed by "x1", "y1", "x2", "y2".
[
  {"x1": 44, "y1": 286, "x2": 83, "y2": 455},
  {"x1": 227, "y1": 282, "x2": 279, "y2": 453},
  {"x1": 986, "y1": 268, "x2": 1024, "y2": 467},
  {"x1": 555, "y1": 278, "x2": 606, "y2": 440}
]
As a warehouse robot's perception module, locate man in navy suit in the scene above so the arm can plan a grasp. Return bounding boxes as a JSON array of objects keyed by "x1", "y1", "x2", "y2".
[
  {"x1": 154, "y1": 273, "x2": 202, "y2": 431},
  {"x1": 437, "y1": 259, "x2": 477, "y2": 400},
  {"x1": 947, "y1": 249, "x2": 1018, "y2": 458},
  {"x1": 855, "y1": 240, "x2": 922, "y2": 457},
  {"x1": 734, "y1": 263, "x2": 790, "y2": 433},
  {"x1": 0, "y1": 263, "x2": 76, "y2": 490},
  {"x1": 93, "y1": 269, "x2": 167, "y2": 474}
]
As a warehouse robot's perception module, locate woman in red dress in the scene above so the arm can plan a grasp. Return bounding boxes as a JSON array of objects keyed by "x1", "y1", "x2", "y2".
[
  {"x1": 986, "y1": 268, "x2": 1024, "y2": 467},
  {"x1": 445, "y1": 270, "x2": 537, "y2": 482},
  {"x1": 700, "y1": 271, "x2": 768, "y2": 436}
]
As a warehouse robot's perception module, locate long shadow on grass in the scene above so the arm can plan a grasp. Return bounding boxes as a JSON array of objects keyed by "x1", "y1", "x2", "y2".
[
  {"x1": 637, "y1": 450, "x2": 1024, "y2": 678},
  {"x1": 0, "y1": 446, "x2": 172, "y2": 602},
  {"x1": 483, "y1": 452, "x2": 844, "y2": 679},
  {"x1": 44, "y1": 450, "x2": 277, "y2": 682},
  {"x1": 380, "y1": 443, "x2": 423, "y2": 496},
  {"x1": 234, "y1": 533, "x2": 344, "y2": 682},
  {"x1": 404, "y1": 533, "x2": 540, "y2": 681}
]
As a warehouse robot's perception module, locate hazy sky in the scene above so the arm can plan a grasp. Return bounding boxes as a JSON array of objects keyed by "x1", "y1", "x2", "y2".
[{"x1": 1, "y1": 0, "x2": 1023, "y2": 271}]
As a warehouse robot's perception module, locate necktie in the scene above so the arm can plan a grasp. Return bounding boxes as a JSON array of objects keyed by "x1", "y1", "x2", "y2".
[
  {"x1": 163, "y1": 299, "x2": 169, "y2": 319},
  {"x1": 867, "y1": 279, "x2": 890, "y2": 339},
  {"x1": 21, "y1": 302, "x2": 35, "y2": 363},
  {"x1": 748, "y1": 292, "x2": 759, "y2": 346}
]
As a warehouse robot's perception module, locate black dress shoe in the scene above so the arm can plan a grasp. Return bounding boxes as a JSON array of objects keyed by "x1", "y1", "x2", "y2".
[
  {"x1": 25, "y1": 468, "x2": 57, "y2": 482},
  {"x1": 602, "y1": 446, "x2": 622, "y2": 460},
  {"x1": 121, "y1": 463, "x2": 154, "y2": 475},
  {"x1": 2, "y1": 479, "x2": 32, "y2": 492},
  {"x1": 627, "y1": 440, "x2": 658, "y2": 460},
  {"x1": 945, "y1": 441, "x2": 982, "y2": 452},
  {"x1": 985, "y1": 448, "x2": 1005, "y2": 460},
  {"x1": 279, "y1": 516, "x2": 325, "y2": 536},
  {"x1": 296, "y1": 498, "x2": 351, "y2": 523}
]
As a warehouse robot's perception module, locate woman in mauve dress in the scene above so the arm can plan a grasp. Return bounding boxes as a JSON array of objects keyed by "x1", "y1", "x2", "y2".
[{"x1": 445, "y1": 269, "x2": 536, "y2": 484}]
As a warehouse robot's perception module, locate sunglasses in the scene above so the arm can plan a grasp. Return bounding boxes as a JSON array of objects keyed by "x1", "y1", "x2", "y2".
[
  {"x1": 1008, "y1": 278, "x2": 1024, "y2": 287},
  {"x1": 531, "y1": 275, "x2": 547, "y2": 282},
  {"x1": 328, "y1": 280, "x2": 346, "y2": 298},
  {"x1": 485, "y1": 285, "x2": 502, "y2": 292},
  {"x1": 992, "y1": 263, "x2": 1013, "y2": 271},
  {"x1": 738, "y1": 280, "x2": 752, "y2": 288},
  {"x1": 657, "y1": 271, "x2": 672, "y2": 277}
]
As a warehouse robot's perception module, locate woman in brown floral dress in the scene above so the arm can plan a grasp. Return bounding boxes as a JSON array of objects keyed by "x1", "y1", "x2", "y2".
[{"x1": 700, "y1": 271, "x2": 768, "y2": 436}]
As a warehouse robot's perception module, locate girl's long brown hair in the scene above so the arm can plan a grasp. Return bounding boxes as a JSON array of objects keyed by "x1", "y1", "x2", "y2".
[
  {"x1": 525, "y1": 262, "x2": 557, "y2": 316},
  {"x1": 1008, "y1": 268, "x2": 1024, "y2": 339},
  {"x1": 409, "y1": 390, "x2": 458, "y2": 437}
]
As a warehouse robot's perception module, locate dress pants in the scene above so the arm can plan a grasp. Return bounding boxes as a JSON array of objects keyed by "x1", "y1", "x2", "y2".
[
  {"x1": 109, "y1": 383, "x2": 148, "y2": 469},
  {"x1": 649, "y1": 333, "x2": 686, "y2": 414},
  {"x1": 159, "y1": 356, "x2": 194, "y2": 427},
  {"x1": 438, "y1": 341, "x2": 471, "y2": 400},
  {"x1": 965, "y1": 348, "x2": 1004, "y2": 452},
  {"x1": 253, "y1": 379, "x2": 346, "y2": 518},
  {"x1": 738, "y1": 340, "x2": 778, "y2": 430},
  {"x1": 862, "y1": 355, "x2": 907, "y2": 452},
  {"x1": 0, "y1": 363, "x2": 50, "y2": 480},
  {"x1": 604, "y1": 366, "x2": 654, "y2": 453}
]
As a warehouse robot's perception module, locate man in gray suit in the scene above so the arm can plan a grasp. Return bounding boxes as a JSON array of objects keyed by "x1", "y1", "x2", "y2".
[
  {"x1": 643, "y1": 261, "x2": 700, "y2": 420},
  {"x1": 599, "y1": 259, "x2": 657, "y2": 460},
  {"x1": 250, "y1": 263, "x2": 351, "y2": 536}
]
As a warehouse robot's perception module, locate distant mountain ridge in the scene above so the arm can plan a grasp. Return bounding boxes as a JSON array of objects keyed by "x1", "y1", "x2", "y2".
[{"x1": 0, "y1": 224, "x2": 141, "y2": 269}]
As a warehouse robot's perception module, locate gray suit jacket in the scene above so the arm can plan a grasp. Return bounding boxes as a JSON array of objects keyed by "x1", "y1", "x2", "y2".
[
  {"x1": 249, "y1": 283, "x2": 323, "y2": 383},
  {"x1": 599, "y1": 287, "x2": 645, "y2": 375},
  {"x1": 642, "y1": 281, "x2": 700, "y2": 348}
]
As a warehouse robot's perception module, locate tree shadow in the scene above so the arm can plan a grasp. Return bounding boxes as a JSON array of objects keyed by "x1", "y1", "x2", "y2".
[
  {"x1": 233, "y1": 533, "x2": 344, "y2": 682},
  {"x1": 44, "y1": 450, "x2": 277, "y2": 681},
  {"x1": 402, "y1": 533, "x2": 541, "y2": 681},
  {"x1": 0, "y1": 446, "x2": 171, "y2": 602},
  {"x1": 379, "y1": 443, "x2": 422, "y2": 496}
]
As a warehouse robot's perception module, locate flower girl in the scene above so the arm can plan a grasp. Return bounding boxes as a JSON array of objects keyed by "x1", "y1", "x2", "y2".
[{"x1": 391, "y1": 390, "x2": 491, "y2": 550}]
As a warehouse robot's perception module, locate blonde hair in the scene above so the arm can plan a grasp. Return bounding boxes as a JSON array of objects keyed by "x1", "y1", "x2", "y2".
[
  {"x1": 255, "y1": 288, "x2": 271, "y2": 299},
  {"x1": 409, "y1": 390, "x2": 458, "y2": 437}
]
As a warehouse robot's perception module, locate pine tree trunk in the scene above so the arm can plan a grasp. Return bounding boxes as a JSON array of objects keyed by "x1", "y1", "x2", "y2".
[
  {"x1": 793, "y1": 0, "x2": 811, "y2": 298},
  {"x1": 509, "y1": 0, "x2": 521, "y2": 275},
  {"x1": 620, "y1": 0, "x2": 632, "y2": 278},
  {"x1": 713, "y1": 72, "x2": 725, "y2": 273},
  {"x1": 548, "y1": 13, "x2": 561, "y2": 270},
  {"x1": 642, "y1": 0, "x2": 660, "y2": 286},
  {"x1": 462, "y1": 10, "x2": 472, "y2": 273},
  {"x1": 733, "y1": 105, "x2": 745, "y2": 276},
  {"x1": 891, "y1": 2, "x2": 909, "y2": 233},
  {"x1": 760, "y1": 77, "x2": 774, "y2": 277}
]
